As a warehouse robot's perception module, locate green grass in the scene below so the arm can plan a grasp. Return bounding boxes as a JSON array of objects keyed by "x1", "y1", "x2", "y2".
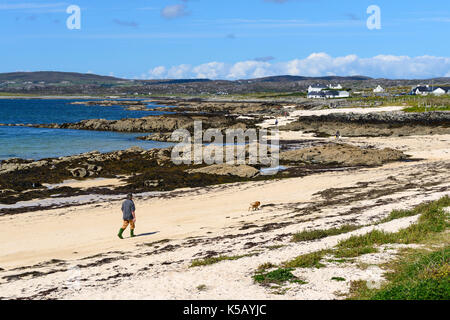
[
  {"x1": 251, "y1": 197, "x2": 449, "y2": 295},
  {"x1": 253, "y1": 268, "x2": 307, "y2": 286},
  {"x1": 349, "y1": 246, "x2": 450, "y2": 300},
  {"x1": 292, "y1": 224, "x2": 360, "y2": 242},
  {"x1": 190, "y1": 254, "x2": 253, "y2": 267},
  {"x1": 0, "y1": 92, "x2": 35, "y2": 96},
  {"x1": 327, "y1": 258, "x2": 355, "y2": 264},
  {"x1": 338, "y1": 196, "x2": 450, "y2": 249},
  {"x1": 256, "y1": 262, "x2": 277, "y2": 273},
  {"x1": 403, "y1": 105, "x2": 450, "y2": 113},
  {"x1": 380, "y1": 197, "x2": 450, "y2": 224},
  {"x1": 333, "y1": 246, "x2": 379, "y2": 258},
  {"x1": 331, "y1": 277, "x2": 346, "y2": 282},
  {"x1": 283, "y1": 250, "x2": 328, "y2": 269}
]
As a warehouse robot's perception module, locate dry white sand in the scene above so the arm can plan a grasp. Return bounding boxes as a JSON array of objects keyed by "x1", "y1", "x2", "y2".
[{"x1": 0, "y1": 107, "x2": 448, "y2": 300}]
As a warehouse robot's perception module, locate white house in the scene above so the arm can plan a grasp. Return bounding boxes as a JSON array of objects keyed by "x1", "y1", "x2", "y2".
[
  {"x1": 307, "y1": 84, "x2": 327, "y2": 93},
  {"x1": 373, "y1": 85, "x2": 385, "y2": 93},
  {"x1": 432, "y1": 87, "x2": 450, "y2": 96},
  {"x1": 325, "y1": 90, "x2": 350, "y2": 99},
  {"x1": 307, "y1": 91, "x2": 326, "y2": 99},
  {"x1": 337, "y1": 90, "x2": 350, "y2": 98},
  {"x1": 411, "y1": 85, "x2": 432, "y2": 96},
  {"x1": 328, "y1": 84, "x2": 343, "y2": 90},
  {"x1": 308, "y1": 90, "x2": 350, "y2": 99}
]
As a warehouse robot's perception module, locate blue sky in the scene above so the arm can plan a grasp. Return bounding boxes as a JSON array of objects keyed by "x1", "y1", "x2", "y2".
[{"x1": 0, "y1": 0, "x2": 449, "y2": 79}]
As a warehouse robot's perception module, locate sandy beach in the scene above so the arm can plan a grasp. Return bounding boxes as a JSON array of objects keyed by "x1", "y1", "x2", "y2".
[
  {"x1": 0, "y1": 103, "x2": 449, "y2": 299},
  {"x1": 0, "y1": 107, "x2": 450, "y2": 299}
]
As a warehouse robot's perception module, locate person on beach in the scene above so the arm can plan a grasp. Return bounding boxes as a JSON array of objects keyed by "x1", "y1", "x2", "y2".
[
  {"x1": 335, "y1": 130, "x2": 341, "y2": 140},
  {"x1": 118, "y1": 193, "x2": 136, "y2": 239}
]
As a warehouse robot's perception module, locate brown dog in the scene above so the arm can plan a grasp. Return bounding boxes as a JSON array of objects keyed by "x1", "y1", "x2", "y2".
[{"x1": 248, "y1": 201, "x2": 261, "y2": 211}]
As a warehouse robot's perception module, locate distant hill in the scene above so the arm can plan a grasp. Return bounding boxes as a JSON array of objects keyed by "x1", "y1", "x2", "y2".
[
  {"x1": 1, "y1": 71, "x2": 448, "y2": 96},
  {"x1": 2, "y1": 71, "x2": 447, "y2": 84},
  {"x1": 0, "y1": 71, "x2": 125, "y2": 83},
  {"x1": 138, "y1": 79, "x2": 213, "y2": 85},
  {"x1": 250, "y1": 75, "x2": 373, "y2": 82}
]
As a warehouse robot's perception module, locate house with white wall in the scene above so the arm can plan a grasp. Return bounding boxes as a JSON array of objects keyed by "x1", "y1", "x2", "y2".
[
  {"x1": 328, "y1": 84, "x2": 343, "y2": 90},
  {"x1": 411, "y1": 85, "x2": 450, "y2": 96},
  {"x1": 307, "y1": 84, "x2": 328, "y2": 93},
  {"x1": 411, "y1": 85, "x2": 432, "y2": 96},
  {"x1": 307, "y1": 91, "x2": 326, "y2": 99},
  {"x1": 308, "y1": 90, "x2": 350, "y2": 99},
  {"x1": 373, "y1": 85, "x2": 385, "y2": 93},
  {"x1": 432, "y1": 86, "x2": 450, "y2": 96}
]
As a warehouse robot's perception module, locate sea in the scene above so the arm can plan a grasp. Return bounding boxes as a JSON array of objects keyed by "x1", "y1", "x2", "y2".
[{"x1": 0, "y1": 98, "x2": 175, "y2": 160}]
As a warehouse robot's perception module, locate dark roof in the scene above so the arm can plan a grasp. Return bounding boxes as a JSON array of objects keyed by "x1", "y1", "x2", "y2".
[
  {"x1": 307, "y1": 91, "x2": 326, "y2": 96},
  {"x1": 434, "y1": 86, "x2": 450, "y2": 91},
  {"x1": 413, "y1": 86, "x2": 432, "y2": 92}
]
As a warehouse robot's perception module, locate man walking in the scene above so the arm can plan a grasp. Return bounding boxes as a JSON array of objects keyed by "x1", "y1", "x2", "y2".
[{"x1": 118, "y1": 193, "x2": 136, "y2": 239}]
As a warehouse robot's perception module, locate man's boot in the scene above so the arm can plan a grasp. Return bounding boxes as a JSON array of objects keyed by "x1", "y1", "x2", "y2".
[
  {"x1": 130, "y1": 229, "x2": 136, "y2": 238},
  {"x1": 118, "y1": 228, "x2": 125, "y2": 239}
]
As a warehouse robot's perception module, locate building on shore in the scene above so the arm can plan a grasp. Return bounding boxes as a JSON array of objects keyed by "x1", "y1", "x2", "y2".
[
  {"x1": 307, "y1": 90, "x2": 350, "y2": 99},
  {"x1": 410, "y1": 85, "x2": 450, "y2": 96},
  {"x1": 373, "y1": 85, "x2": 385, "y2": 93},
  {"x1": 431, "y1": 86, "x2": 450, "y2": 96},
  {"x1": 307, "y1": 84, "x2": 328, "y2": 93},
  {"x1": 328, "y1": 84, "x2": 343, "y2": 90},
  {"x1": 307, "y1": 91, "x2": 326, "y2": 99}
]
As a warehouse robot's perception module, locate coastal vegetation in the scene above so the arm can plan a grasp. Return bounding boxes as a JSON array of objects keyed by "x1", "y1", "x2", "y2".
[
  {"x1": 291, "y1": 224, "x2": 360, "y2": 242},
  {"x1": 251, "y1": 196, "x2": 450, "y2": 300},
  {"x1": 349, "y1": 246, "x2": 449, "y2": 300},
  {"x1": 190, "y1": 254, "x2": 255, "y2": 267}
]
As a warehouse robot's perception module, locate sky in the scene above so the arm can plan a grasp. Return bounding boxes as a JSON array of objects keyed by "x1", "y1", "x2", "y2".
[{"x1": 0, "y1": 0, "x2": 449, "y2": 80}]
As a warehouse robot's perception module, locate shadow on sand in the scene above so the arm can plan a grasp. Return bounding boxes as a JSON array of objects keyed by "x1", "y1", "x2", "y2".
[{"x1": 136, "y1": 231, "x2": 159, "y2": 238}]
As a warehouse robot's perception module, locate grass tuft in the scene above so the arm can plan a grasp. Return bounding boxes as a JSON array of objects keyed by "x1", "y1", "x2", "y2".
[
  {"x1": 333, "y1": 246, "x2": 378, "y2": 258},
  {"x1": 331, "y1": 277, "x2": 346, "y2": 282},
  {"x1": 338, "y1": 196, "x2": 450, "y2": 249},
  {"x1": 253, "y1": 268, "x2": 307, "y2": 286},
  {"x1": 292, "y1": 224, "x2": 360, "y2": 242},
  {"x1": 190, "y1": 254, "x2": 252, "y2": 267},
  {"x1": 283, "y1": 250, "x2": 328, "y2": 269},
  {"x1": 350, "y1": 247, "x2": 450, "y2": 300}
]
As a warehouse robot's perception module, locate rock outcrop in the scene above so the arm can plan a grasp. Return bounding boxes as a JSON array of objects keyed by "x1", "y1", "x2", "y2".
[
  {"x1": 281, "y1": 111, "x2": 450, "y2": 137},
  {"x1": 280, "y1": 143, "x2": 407, "y2": 166},
  {"x1": 17, "y1": 114, "x2": 255, "y2": 134},
  {"x1": 186, "y1": 164, "x2": 260, "y2": 178}
]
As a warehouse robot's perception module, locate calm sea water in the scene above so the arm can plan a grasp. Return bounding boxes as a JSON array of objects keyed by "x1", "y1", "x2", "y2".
[{"x1": 0, "y1": 99, "x2": 174, "y2": 160}]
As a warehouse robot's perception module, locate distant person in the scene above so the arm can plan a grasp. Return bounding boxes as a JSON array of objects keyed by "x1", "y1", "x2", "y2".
[
  {"x1": 275, "y1": 118, "x2": 279, "y2": 126},
  {"x1": 335, "y1": 130, "x2": 341, "y2": 140},
  {"x1": 118, "y1": 193, "x2": 136, "y2": 239}
]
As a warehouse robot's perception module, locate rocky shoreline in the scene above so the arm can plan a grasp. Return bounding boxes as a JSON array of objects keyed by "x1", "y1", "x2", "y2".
[
  {"x1": 1, "y1": 114, "x2": 259, "y2": 134},
  {"x1": 2, "y1": 98, "x2": 446, "y2": 213},
  {"x1": 0, "y1": 139, "x2": 409, "y2": 214},
  {"x1": 281, "y1": 111, "x2": 450, "y2": 137}
]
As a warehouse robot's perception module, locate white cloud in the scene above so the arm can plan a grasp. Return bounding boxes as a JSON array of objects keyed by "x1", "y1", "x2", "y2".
[
  {"x1": 161, "y1": 4, "x2": 189, "y2": 20},
  {"x1": 148, "y1": 66, "x2": 166, "y2": 78},
  {"x1": 142, "y1": 53, "x2": 450, "y2": 80},
  {"x1": 167, "y1": 64, "x2": 192, "y2": 78},
  {"x1": 192, "y1": 62, "x2": 226, "y2": 79},
  {"x1": 228, "y1": 61, "x2": 272, "y2": 79}
]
